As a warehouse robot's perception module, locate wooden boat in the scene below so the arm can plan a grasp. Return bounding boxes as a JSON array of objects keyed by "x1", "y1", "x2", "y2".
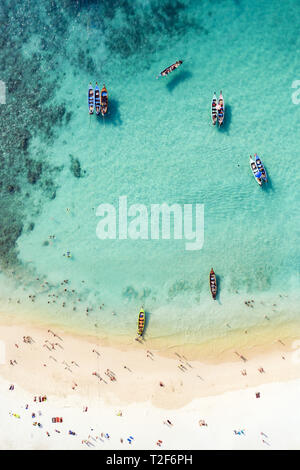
[
  {"x1": 209, "y1": 268, "x2": 217, "y2": 299},
  {"x1": 137, "y1": 308, "x2": 145, "y2": 337},
  {"x1": 156, "y1": 60, "x2": 183, "y2": 79},
  {"x1": 217, "y1": 91, "x2": 225, "y2": 126},
  {"x1": 88, "y1": 83, "x2": 94, "y2": 115},
  {"x1": 249, "y1": 155, "x2": 263, "y2": 186},
  {"x1": 254, "y1": 154, "x2": 268, "y2": 183},
  {"x1": 212, "y1": 92, "x2": 217, "y2": 125},
  {"x1": 94, "y1": 82, "x2": 101, "y2": 115},
  {"x1": 100, "y1": 84, "x2": 108, "y2": 116}
]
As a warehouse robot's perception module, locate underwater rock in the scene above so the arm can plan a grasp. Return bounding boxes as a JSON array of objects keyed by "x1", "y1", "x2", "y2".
[
  {"x1": 77, "y1": 49, "x2": 85, "y2": 66},
  {"x1": 69, "y1": 155, "x2": 82, "y2": 178},
  {"x1": 43, "y1": 179, "x2": 57, "y2": 200},
  {"x1": 8, "y1": 185, "x2": 16, "y2": 193},
  {"x1": 0, "y1": 1, "x2": 70, "y2": 272},
  {"x1": 56, "y1": 104, "x2": 66, "y2": 121},
  {"x1": 14, "y1": 130, "x2": 31, "y2": 152},
  {"x1": 21, "y1": 135, "x2": 30, "y2": 151},
  {"x1": 26, "y1": 159, "x2": 43, "y2": 184},
  {"x1": 65, "y1": 111, "x2": 72, "y2": 124},
  {"x1": 104, "y1": 0, "x2": 197, "y2": 58},
  {"x1": 0, "y1": 214, "x2": 23, "y2": 269},
  {"x1": 86, "y1": 57, "x2": 96, "y2": 74},
  {"x1": 6, "y1": 182, "x2": 20, "y2": 194}
]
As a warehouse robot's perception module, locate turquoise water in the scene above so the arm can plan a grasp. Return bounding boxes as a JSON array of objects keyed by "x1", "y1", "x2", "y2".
[{"x1": 0, "y1": 0, "x2": 299, "y2": 343}]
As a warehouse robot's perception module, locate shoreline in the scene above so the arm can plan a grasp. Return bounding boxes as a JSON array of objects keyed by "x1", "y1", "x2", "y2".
[
  {"x1": 1, "y1": 311, "x2": 300, "y2": 409},
  {"x1": 2, "y1": 268, "x2": 299, "y2": 348},
  {"x1": 1, "y1": 304, "x2": 300, "y2": 362}
]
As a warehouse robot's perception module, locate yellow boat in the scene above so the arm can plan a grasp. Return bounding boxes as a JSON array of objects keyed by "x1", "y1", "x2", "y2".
[{"x1": 137, "y1": 308, "x2": 145, "y2": 336}]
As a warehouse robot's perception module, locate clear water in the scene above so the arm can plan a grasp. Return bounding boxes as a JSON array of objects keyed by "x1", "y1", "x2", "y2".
[{"x1": 0, "y1": 0, "x2": 299, "y2": 344}]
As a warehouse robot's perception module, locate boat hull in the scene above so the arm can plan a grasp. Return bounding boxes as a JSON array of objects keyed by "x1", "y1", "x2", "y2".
[
  {"x1": 212, "y1": 92, "x2": 217, "y2": 125},
  {"x1": 250, "y1": 156, "x2": 263, "y2": 186},
  {"x1": 217, "y1": 91, "x2": 225, "y2": 126},
  {"x1": 94, "y1": 83, "x2": 101, "y2": 115},
  {"x1": 209, "y1": 269, "x2": 217, "y2": 299},
  {"x1": 137, "y1": 308, "x2": 145, "y2": 336},
  {"x1": 88, "y1": 84, "x2": 94, "y2": 115},
  {"x1": 254, "y1": 154, "x2": 268, "y2": 183},
  {"x1": 100, "y1": 85, "x2": 108, "y2": 116}
]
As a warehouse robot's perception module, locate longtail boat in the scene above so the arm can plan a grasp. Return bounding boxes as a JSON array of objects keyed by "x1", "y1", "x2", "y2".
[
  {"x1": 137, "y1": 308, "x2": 145, "y2": 337},
  {"x1": 94, "y1": 82, "x2": 101, "y2": 115},
  {"x1": 156, "y1": 60, "x2": 183, "y2": 79},
  {"x1": 254, "y1": 154, "x2": 268, "y2": 183},
  {"x1": 249, "y1": 155, "x2": 263, "y2": 186},
  {"x1": 100, "y1": 84, "x2": 108, "y2": 116},
  {"x1": 217, "y1": 91, "x2": 225, "y2": 126},
  {"x1": 209, "y1": 268, "x2": 217, "y2": 299},
  {"x1": 212, "y1": 92, "x2": 217, "y2": 126},
  {"x1": 88, "y1": 83, "x2": 94, "y2": 115}
]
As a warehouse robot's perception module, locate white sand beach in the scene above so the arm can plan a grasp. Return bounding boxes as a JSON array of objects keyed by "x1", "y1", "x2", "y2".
[{"x1": 1, "y1": 312, "x2": 300, "y2": 450}]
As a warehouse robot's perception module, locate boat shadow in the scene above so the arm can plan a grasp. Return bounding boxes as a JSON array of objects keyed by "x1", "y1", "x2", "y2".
[
  {"x1": 262, "y1": 173, "x2": 274, "y2": 192},
  {"x1": 215, "y1": 274, "x2": 221, "y2": 303},
  {"x1": 218, "y1": 103, "x2": 232, "y2": 133},
  {"x1": 96, "y1": 98, "x2": 122, "y2": 126},
  {"x1": 144, "y1": 309, "x2": 151, "y2": 337},
  {"x1": 166, "y1": 70, "x2": 193, "y2": 93}
]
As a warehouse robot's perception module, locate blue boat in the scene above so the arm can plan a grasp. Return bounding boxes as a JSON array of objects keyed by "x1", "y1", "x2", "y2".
[
  {"x1": 249, "y1": 155, "x2": 263, "y2": 186},
  {"x1": 255, "y1": 154, "x2": 268, "y2": 183},
  {"x1": 94, "y1": 82, "x2": 101, "y2": 115},
  {"x1": 88, "y1": 83, "x2": 94, "y2": 115}
]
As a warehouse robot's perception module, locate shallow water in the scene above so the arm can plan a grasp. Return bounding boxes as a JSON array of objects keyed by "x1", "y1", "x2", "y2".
[{"x1": 0, "y1": 0, "x2": 299, "y2": 344}]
